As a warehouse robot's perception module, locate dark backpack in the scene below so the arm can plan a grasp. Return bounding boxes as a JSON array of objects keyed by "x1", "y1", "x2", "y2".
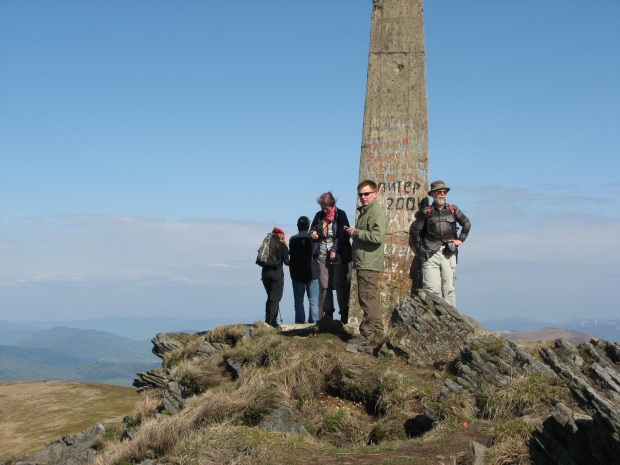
[{"x1": 256, "y1": 233, "x2": 280, "y2": 267}]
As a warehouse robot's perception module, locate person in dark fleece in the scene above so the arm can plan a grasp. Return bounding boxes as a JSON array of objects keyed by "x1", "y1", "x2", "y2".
[
  {"x1": 288, "y1": 216, "x2": 320, "y2": 324},
  {"x1": 261, "y1": 227, "x2": 290, "y2": 327}
]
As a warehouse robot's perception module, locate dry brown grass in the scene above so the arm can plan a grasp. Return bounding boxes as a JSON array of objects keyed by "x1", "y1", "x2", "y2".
[
  {"x1": 436, "y1": 392, "x2": 477, "y2": 423},
  {"x1": 0, "y1": 380, "x2": 138, "y2": 461},
  {"x1": 93, "y1": 329, "x2": 454, "y2": 464},
  {"x1": 479, "y1": 372, "x2": 574, "y2": 421},
  {"x1": 170, "y1": 357, "x2": 228, "y2": 395},
  {"x1": 487, "y1": 419, "x2": 537, "y2": 465},
  {"x1": 95, "y1": 416, "x2": 186, "y2": 464},
  {"x1": 73, "y1": 325, "x2": 576, "y2": 465},
  {"x1": 170, "y1": 424, "x2": 315, "y2": 465},
  {"x1": 120, "y1": 390, "x2": 163, "y2": 433},
  {"x1": 206, "y1": 323, "x2": 252, "y2": 344},
  {"x1": 162, "y1": 332, "x2": 206, "y2": 367},
  {"x1": 375, "y1": 368, "x2": 432, "y2": 415}
]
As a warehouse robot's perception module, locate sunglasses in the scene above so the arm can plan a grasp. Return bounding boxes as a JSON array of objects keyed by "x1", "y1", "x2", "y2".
[{"x1": 358, "y1": 191, "x2": 375, "y2": 198}]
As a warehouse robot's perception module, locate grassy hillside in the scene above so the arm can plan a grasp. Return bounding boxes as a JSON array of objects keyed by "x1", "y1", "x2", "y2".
[
  {"x1": 0, "y1": 380, "x2": 140, "y2": 462},
  {"x1": 93, "y1": 324, "x2": 579, "y2": 465}
]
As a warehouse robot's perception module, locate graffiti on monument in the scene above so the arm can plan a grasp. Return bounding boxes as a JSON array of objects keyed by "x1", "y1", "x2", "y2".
[
  {"x1": 360, "y1": 130, "x2": 428, "y2": 284},
  {"x1": 361, "y1": 137, "x2": 428, "y2": 213}
]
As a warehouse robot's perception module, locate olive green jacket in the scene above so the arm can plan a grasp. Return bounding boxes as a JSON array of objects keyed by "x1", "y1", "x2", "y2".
[{"x1": 351, "y1": 199, "x2": 387, "y2": 272}]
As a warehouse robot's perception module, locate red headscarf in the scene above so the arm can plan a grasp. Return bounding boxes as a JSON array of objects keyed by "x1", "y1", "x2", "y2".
[{"x1": 325, "y1": 206, "x2": 336, "y2": 222}]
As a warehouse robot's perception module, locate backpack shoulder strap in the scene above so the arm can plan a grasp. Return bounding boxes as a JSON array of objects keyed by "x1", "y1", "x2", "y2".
[{"x1": 427, "y1": 204, "x2": 455, "y2": 219}]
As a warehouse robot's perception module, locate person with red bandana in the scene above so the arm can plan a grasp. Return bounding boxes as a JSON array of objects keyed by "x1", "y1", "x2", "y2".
[{"x1": 309, "y1": 192, "x2": 352, "y2": 323}]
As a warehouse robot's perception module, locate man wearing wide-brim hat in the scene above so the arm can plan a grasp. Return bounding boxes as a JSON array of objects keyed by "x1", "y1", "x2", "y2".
[{"x1": 409, "y1": 180, "x2": 471, "y2": 308}]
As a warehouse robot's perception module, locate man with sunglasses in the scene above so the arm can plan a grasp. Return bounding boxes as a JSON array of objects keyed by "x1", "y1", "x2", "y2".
[
  {"x1": 345, "y1": 180, "x2": 387, "y2": 342},
  {"x1": 409, "y1": 180, "x2": 471, "y2": 308}
]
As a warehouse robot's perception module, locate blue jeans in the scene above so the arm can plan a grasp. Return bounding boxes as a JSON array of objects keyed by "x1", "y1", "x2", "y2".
[{"x1": 292, "y1": 279, "x2": 319, "y2": 323}]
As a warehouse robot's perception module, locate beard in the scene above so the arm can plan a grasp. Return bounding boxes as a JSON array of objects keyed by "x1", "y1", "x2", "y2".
[{"x1": 434, "y1": 198, "x2": 446, "y2": 207}]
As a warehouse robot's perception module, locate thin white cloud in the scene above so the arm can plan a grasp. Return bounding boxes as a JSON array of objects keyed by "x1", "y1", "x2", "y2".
[
  {"x1": 1, "y1": 184, "x2": 618, "y2": 323},
  {"x1": 0, "y1": 215, "x2": 282, "y2": 321},
  {"x1": 0, "y1": 215, "x2": 277, "y2": 288},
  {"x1": 451, "y1": 184, "x2": 620, "y2": 322},
  {"x1": 203, "y1": 263, "x2": 242, "y2": 269}
]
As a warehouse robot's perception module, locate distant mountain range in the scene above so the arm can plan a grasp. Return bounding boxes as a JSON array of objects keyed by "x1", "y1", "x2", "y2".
[
  {"x1": 480, "y1": 317, "x2": 620, "y2": 343},
  {"x1": 0, "y1": 326, "x2": 160, "y2": 387},
  {"x1": 498, "y1": 328, "x2": 595, "y2": 345},
  {"x1": 0, "y1": 316, "x2": 229, "y2": 343}
]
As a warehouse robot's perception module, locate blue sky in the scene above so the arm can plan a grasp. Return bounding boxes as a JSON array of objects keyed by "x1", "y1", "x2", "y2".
[{"x1": 1, "y1": 1, "x2": 618, "y2": 326}]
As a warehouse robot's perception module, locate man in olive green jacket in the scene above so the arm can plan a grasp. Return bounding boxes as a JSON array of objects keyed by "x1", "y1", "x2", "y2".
[{"x1": 345, "y1": 180, "x2": 387, "y2": 342}]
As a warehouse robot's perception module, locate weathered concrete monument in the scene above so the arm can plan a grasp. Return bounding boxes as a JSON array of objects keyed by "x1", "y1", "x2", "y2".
[{"x1": 351, "y1": 0, "x2": 429, "y2": 317}]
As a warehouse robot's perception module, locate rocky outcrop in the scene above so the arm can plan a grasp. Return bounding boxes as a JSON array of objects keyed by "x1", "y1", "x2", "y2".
[
  {"x1": 423, "y1": 333, "x2": 558, "y2": 423},
  {"x1": 134, "y1": 325, "x2": 260, "y2": 415},
  {"x1": 468, "y1": 440, "x2": 488, "y2": 465},
  {"x1": 195, "y1": 340, "x2": 231, "y2": 358},
  {"x1": 260, "y1": 406, "x2": 309, "y2": 435},
  {"x1": 151, "y1": 332, "x2": 183, "y2": 359},
  {"x1": 133, "y1": 367, "x2": 189, "y2": 414},
  {"x1": 15, "y1": 423, "x2": 105, "y2": 465},
  {"x1": 382, "y1": 290, "x2": 620, "y2": 463},
  {"x1": 133, "y1": 367, "x2": 171, "y2": 392},
  {"x1": 162, "y1": 381, "x2": 188, "y2": 415},
  {"x1": 386, "y1": 290, "x2": 486, "y2": 366},
  {"x1": 531, "y1": 338, "x2": 620, "y2": 464},
  {"x1": 451, "y1": 335, "x2": 555, "y2": 393},
  {"x1": 387, "y1": 293, "x2": 554, "y2": 400}
]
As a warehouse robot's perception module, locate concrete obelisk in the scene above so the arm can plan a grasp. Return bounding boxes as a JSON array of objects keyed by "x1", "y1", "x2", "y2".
[{"x1": 351, "y1": 0, "x2": 429, "y2": 318}]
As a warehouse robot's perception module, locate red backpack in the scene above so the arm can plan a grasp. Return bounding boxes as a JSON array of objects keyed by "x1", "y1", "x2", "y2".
[{"x1": 426, "y1": 204, "x2": 455, "y2": 219}]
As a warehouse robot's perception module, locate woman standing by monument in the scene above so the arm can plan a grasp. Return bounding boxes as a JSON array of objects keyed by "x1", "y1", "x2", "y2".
[{"x1": 309, "y1": 192, "x2": 352, "y2": 323}]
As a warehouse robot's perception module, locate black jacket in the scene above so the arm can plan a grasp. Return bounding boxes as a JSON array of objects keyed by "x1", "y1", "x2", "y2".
[
  {"x1": 310, "y1": 208, "x2": 352, "y2": 263},
  {"x1": 288, "y1": 231, "x2": 319, "y2": 282},
  {"x1": 409, "y1": 203, "x2": 471, "y2": 259}
]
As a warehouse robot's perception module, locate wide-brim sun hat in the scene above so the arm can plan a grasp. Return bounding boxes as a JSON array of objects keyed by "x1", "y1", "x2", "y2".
[{"x1": 428, "y1": 180, "x2": 450, "y2": 195}]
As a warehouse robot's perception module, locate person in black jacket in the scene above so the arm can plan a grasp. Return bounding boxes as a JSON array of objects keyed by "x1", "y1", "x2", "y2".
[
  {"x1": 261, "y1": 227, "x2": 290, "y2": 327},
  {"x1": 309, "y1": 192, "x2": 352, "y2": 323},
  {"x1": 409, "y1": 181, "x2": 471, "y2": 308},
  {"x1": 288, "y1": 216, "x2": 320, "y2": 323}
]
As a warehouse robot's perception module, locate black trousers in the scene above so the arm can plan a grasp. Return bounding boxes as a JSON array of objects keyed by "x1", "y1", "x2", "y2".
[{"x1": 262, "y1": 268, "x2": 284, "y2": 327}]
